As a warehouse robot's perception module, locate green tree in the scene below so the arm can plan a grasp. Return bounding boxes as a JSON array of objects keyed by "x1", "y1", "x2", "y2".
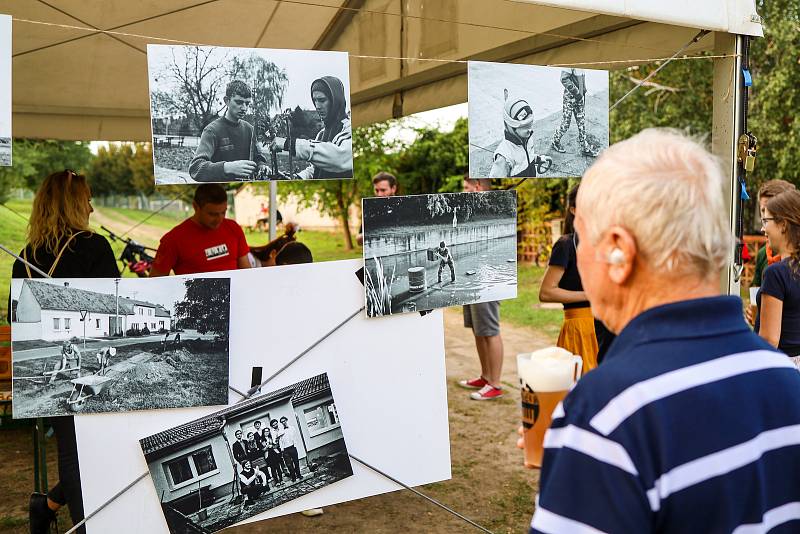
[
  {"x1": 88, "y1": 143, "x2": 135, "y2": 197},
  {"x1": 0, "y1": 139, "x2": 92, "y2": 198},
  {"x1": 276, "y1": 121, "x2": 401, "y2": 250},
  {"x1": 395, "y1": 117, "x2": 469, "y2": 194},
  {"x1": 174, "y1": 278, "x2": 231, "y2": 341},
  {"x1": 607, "y1": 0, "x2": 800, "y2": 232}
]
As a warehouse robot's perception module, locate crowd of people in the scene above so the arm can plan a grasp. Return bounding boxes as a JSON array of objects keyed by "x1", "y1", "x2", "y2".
[{"x1": 14, "y1": 125, "x2": 800, "y2": 534}]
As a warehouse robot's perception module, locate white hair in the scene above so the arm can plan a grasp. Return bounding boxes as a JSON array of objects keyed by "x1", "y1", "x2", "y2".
[{"x1": 577, "y1": 128, "x2": 733, "y2": 277}]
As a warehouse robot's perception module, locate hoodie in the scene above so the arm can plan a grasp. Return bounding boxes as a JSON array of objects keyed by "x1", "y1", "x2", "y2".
[{"x1": 293, "y1": 76, "x2": 353, "y2": 179}]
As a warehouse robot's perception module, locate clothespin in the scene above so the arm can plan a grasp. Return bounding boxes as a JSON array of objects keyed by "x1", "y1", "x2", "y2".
[{"x1": 742, "y1": 69, "x2": 753, "y2": 87}]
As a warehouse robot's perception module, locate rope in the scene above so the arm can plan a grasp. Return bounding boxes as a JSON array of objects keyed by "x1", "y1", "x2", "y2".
[
  {"x1": 0, "y1": 202, "x2": 30, "y2": 222},
  {"x1": 0, "y1": 244, "x2": 51, "y2": 278},
  {"x1": 241, "y1": 305, "x2": 365, "y2": 399},
  {"x1": 609, "y1": 30, "x2": 710, "y2": 111},
  {"x1": 64, "y1": 473, "x2": 150, "y2": 534},
  {"x1": 118, "y1": 192, "x2": 190, "y2": 239},
  {"x1": 11, "y1": 18, "x2": 736, "y2": 69}
]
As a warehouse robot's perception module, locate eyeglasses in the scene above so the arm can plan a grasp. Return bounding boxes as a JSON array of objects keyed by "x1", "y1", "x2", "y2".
[{"x1": 761, "y1": 217, "x2": 776, "y2": 224}]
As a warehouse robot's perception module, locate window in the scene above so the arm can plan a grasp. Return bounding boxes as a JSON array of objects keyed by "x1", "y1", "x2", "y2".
[
  {"x1": 96, "y1": 319, "x2": 100, "y2": 328},
  {"x1": 53, "y1": 318, "x2": 60, "y2": 330},
  {"x1": 149, "y1": 309, "x2": 153, "y2": 316},
  {"x1": 303, "y1": 400, "x2": 340, "y2": 436},
  {"x1": 163, "y1": 446, "x2": 218, "y2": 488},
  {"x1": 159, "y1": 321, "x2": 165, "y2": 329},
  {"x1": 139, "y1": 308, "x2": 143, "y2": 315},
  {"x1": 64, "y1": 318, "x2": 71, "y2": 330},
  {"x1": 151, "y1": 323, "x2": 156, "y2": 330}
]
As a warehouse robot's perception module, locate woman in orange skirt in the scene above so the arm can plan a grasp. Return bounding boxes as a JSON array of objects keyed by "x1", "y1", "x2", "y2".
[{"x1": 538, "y1": 185, "x2": 613, "y2": 373}]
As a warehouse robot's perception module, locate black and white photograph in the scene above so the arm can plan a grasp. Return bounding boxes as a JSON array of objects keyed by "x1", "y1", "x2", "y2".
[
  {"x1": 363, "y1": 191, "x2": 517, "y2": 317},
  {"x1": 468, "y1": 61, "x2": 609, "y2": 178},
  {"x1": 11, "y1": 276, "x2": 231, "y2": 417},
  {"x1": 140, "y1": 372, "x2": 353, "y2": 534},
  {"x1": 0, "y1": 14, "x2": 11, "y2": 167},
  {"x1": 148, "y1": 44, "x2": 353, "y2": 184}
]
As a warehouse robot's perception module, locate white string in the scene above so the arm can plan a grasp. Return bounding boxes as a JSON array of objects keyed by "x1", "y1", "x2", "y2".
[{"x1": 12, "y1": 17, "x2": 737, "y2": 68}]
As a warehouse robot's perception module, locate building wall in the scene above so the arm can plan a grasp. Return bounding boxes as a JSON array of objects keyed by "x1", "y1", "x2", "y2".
[
  {"x1": 364, "y1": 221, "x2": 517, "y2": 257},
  {"x1": 295, "y1": 394, "x2": 344, "y2": 458},
  {"x1": 39, "y1": 310, "x2": 116, "y2": 341},
  {"x1": 12, "y1": 321, "x2": 42, "y2": 342},
  {"x1": 233, "y1": 185, "x2": 359, "y2": 232},
  {"x1": 15, "y1": 284, "x2": 42, "y2": 323},
  {"x1": 152, "y1": 436, "x2": 235, "y2": 505}
]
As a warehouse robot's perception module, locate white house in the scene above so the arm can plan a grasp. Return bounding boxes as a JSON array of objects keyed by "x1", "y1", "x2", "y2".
[
  {"x1": 13, "y1": 279, "x2": 172, "y2": 342},
  {"x1": 141, "y1": 373, "x2": 347, "y2": 519}
]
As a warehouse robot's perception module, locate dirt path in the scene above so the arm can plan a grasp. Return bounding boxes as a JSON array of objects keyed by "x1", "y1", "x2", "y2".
[
  {"x1": 90, "y1": 207, "x2": 165, "y2": 248},
  {"x1": 233, "y1": 309, "x2": 555, "y2": 534}
]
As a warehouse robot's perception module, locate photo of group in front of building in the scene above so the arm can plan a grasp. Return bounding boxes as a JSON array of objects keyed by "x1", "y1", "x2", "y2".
[{"x1": 139, "y1": 372, "x2": 353, "y2": 534}]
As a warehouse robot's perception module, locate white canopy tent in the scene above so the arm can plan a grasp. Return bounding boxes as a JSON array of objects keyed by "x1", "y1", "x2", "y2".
[{"x1": 1, "y1": 0, "x2": 762, "y2": 291}]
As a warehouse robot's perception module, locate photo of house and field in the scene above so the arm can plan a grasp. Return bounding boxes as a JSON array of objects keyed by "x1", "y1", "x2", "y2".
[{"x1": 10, "y1": 276, "x2": 230, "y2": 417}]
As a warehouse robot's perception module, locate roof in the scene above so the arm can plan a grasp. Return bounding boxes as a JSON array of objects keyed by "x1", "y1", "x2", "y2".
[
  {"x1": 126, "y1": 298, "x2": 171, "y2": 317},
  {"x1": 22, "y1": 279, "x2": 171, "y2": 317},
  {"x1": 140, "y1": 373, "x2": 332, "y2": 458},
  {"x1": 1, "y1": 1, "x2": 760, "y2": 141}
]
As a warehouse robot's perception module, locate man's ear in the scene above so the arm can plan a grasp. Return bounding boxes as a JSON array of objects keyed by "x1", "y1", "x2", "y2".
[{"x1": 602, "y1": 226, "x2": 637, "y2": 285}]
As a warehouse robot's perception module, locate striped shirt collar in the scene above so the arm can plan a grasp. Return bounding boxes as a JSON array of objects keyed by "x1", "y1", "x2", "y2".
[{"x1": 605, "y1": 296, "x2": 749, "y2": 362}]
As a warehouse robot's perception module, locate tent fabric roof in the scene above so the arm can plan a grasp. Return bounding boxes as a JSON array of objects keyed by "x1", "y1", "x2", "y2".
[
  {"x1": 140, "y1": 373, "x2": 331, "y2": 458},
  {"x1": 1, "y1": 0, "x2": 762, "y2": 140},
  {"x1": 23, "y1": 279, "x2": 170, "y2": 316}
]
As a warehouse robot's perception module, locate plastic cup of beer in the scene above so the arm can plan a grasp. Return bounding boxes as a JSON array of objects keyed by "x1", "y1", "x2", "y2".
[{"x1": 517, "y1": 347, "x2": 582, "y2": 469}]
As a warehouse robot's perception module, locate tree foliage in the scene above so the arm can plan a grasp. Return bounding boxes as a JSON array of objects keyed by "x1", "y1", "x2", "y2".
[
  {"x1": 607, "y1": 0, "x2": 800, "y2": 232},
  {"x1": 0, "y1": 139, "x2": 92, "y2": 199},
  {"x1": 174, "y1": 278, "x2": 231, "y2": 341},
  {"x1": 87, "y1": 143, "x2": 158, "y2": 197}
]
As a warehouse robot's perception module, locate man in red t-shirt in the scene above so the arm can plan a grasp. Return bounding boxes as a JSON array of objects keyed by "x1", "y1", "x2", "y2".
[{"x1": 150, "y1": 184, "x2": 251, "y2": 276}]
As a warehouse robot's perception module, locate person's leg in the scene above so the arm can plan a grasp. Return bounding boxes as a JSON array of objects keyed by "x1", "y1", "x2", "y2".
[
  {"x1": 289, "y1": 447, "x2": 301, "y2": 479},
  {"x1": 448, "y1": 260, "x2": 455, "y2": 282},
  {"x1": 469, "y1": 302, "x2": 504, "y2": 400},
  {"x1": 477, "y1": 335, "x2": 504, "y2": 387},
  {"x1": 552, "y1": 93, "x2": 573, "y2": 149},
  {"x1": 437, "y1": 262, "x2": 443, "y2": 283},
  {"x1": 459, "y1": 305, "x2": 488, "y2": 389},
  {"x1": 51, "y1": 417, "x2": 86, "y2": 533}
]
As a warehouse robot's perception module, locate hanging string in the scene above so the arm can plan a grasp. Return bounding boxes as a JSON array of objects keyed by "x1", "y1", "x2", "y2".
[
  {"x1": 119, "y1": 191, "x2": 191, "y2": 239},
  {"x1": 610, "y1": 30, "x2": 710, "y2": 110},
  {"x1": 11, "y1": 17, "x2": 736, "y2": 69}
]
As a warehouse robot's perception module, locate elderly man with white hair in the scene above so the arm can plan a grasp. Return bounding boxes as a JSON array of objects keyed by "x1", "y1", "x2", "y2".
[{"x1": 529, "y1": 129, "x2": 800, "y2": 534}]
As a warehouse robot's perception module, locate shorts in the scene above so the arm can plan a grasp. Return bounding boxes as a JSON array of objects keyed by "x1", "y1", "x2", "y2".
[{"x1": 463, "y1": 301, "x2": 500, "y2": 337}]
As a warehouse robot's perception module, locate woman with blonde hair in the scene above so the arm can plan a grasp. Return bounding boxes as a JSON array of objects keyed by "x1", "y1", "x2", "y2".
[
  {"x1": 755, "y1": 188, "x2": 800, "y2": 366},
  {"x1": 12, "y1": 170, "x2": 119, "y2": 533}
]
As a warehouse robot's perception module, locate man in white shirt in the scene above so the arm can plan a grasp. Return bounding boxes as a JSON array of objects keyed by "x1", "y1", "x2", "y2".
[{"x1": 278, "y1": 416, "x2": 302, "y2": 481}]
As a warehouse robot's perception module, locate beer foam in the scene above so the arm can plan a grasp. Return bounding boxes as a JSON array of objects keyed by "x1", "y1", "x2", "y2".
[{"x1": 518, "y1": 347, "x2": 578, "y2": 392}]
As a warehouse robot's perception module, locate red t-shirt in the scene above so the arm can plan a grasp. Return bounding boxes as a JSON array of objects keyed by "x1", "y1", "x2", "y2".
[{"x1": 153, "y1": 218, "x2": 249, "y2": 275}]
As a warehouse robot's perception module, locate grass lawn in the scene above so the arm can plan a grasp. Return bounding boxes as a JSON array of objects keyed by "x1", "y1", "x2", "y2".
[{"x1": 501, "y1": 263, "x2": 563, "y2": 337}]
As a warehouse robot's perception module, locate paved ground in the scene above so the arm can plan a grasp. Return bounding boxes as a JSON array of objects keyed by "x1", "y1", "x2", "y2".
[{"x1": 12, "y1": 330, "x2": 211, "y2": 362}]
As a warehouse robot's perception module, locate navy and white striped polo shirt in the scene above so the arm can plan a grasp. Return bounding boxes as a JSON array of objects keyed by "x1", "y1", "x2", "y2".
[{"x1": 531, "y1": 296, "x2": 800, "y2": 534}]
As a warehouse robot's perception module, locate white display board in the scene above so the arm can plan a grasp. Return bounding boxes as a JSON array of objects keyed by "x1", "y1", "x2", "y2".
[
  {"x1": 0, "y1": 14, "x2": 11, "y2": 166},
  {"x1": 75, "y1": 259, "x2": 450, "y2": 533}
]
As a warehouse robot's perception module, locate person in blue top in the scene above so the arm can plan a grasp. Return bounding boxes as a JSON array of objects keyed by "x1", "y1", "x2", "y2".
[
  {"x1": 526, "y1": 128, "x2": 800, "y2": 534},
  {"x1": 756, "y1": 188, "x2": 800, "y2": 366}
]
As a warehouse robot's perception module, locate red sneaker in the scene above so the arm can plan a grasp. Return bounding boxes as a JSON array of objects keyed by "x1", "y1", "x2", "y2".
[
  {"x1": 458, "y1": 376, "x2": 488, "y2": 389},
  {"x1": 470, "y1": 384, "x2": 504, "y2": 401}
]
